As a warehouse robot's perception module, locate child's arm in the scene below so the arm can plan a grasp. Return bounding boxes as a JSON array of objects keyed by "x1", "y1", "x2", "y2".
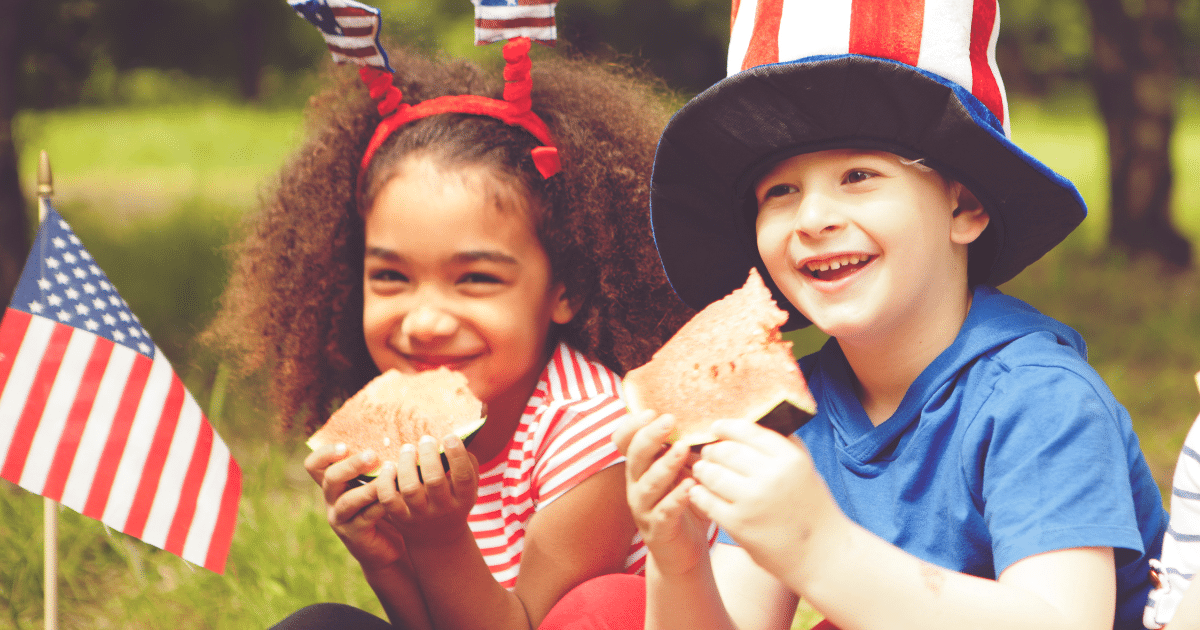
[
  {"x1": 624, "y1": 414, "x2": 799, "y2": 630},
  {"x1": 688, "y1": 420, "x2": 1116, "y2": 630},
  {"x1": 304, "y1": 445, "x2": 434, "y2": 630},
  {"x1": 378, "y1": 433, "x2": 636, "y2": 630}
]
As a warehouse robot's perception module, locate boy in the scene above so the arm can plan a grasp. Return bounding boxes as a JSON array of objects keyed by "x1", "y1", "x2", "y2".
[{"x1": 614, "y1": 1, "x2": 1167, "y2": 629}]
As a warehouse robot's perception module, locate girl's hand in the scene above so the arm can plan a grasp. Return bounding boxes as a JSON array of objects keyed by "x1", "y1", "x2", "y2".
[
  {"x1": 305, "y1": 444, "x2": 408, "y2": 570},
  {"x1": 687, "y1": 419, "x2": 846, "y2": 579},
  {"x1": 625, "y1": 413, "x2": 713, "y2": 577},
  {"x1": 379, "y1": 434, "x2": 479, "y2": 547}
]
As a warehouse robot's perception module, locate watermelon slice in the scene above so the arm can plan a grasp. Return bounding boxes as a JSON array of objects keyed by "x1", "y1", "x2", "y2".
[
  {"x1": 623, "y1": 268, "x2": 816, "y2": 446},
  {"x1": 308, "y1": 367, "x2": 486, "y2": 476}
]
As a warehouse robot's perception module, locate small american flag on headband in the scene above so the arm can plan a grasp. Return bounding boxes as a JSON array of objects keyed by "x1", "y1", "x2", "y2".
[
  {"x1": 472, "y1": 0, "x2": 557, "y2": 46},
  {"x1": 289, "y1": 0, "x2": 394, "y2": 72}
]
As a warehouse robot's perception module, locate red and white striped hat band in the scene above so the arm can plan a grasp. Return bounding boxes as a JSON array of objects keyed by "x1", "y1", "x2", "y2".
[{"x1": 727, "y1": 0, "x2": 1008, "y2": 136}]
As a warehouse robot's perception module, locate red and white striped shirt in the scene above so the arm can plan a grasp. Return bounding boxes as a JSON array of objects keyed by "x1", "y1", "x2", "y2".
[{"x1": 468, "y1": 342, "x2": 646, "y2": 588}]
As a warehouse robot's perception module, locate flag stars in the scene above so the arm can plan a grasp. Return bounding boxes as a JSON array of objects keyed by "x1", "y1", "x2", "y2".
[
  {"x1": 92, "y1": 297, "x2": 105, "y2": 309},
  {"x1": 72, "y1": 267, "x2": 88, "y2": 279},
  {"x1": 47, "y1": 294, "x2": 63, "y2": 307},
  {"x1": 83, "y1": 283, "x2": 97, "y2": 294},
  {"x1": 28, "y1": 301, "x2": 43, "y2": 314},
  {"x1": 57, "y1": 310, "x2": 71, "y2": 322},
  {"x1": 109, "y1": 296, "x2": 121, "y2": 307},
  {"x1": 128, "y1": 327, "x2": 142, "y2": 339},
  {"x1": 62, "y1": 252, "x2": 77, "y2": 264},
  {"x1": 70, "y1": 235, "x2": 82, "y2": 246},
  {"x1": 38, "y1": 278, "x2": 51, "y2": 291},
  {"x1": 52, "y1": 236, "x2": 67, "y2": 249},
  {"x1": 118, "y1": 311, "x2": 131, "y2": 322},
  {"x1": 55, "y1": 272, "x2": 68, "y2": 284},
  {"x1": 112, "y1": 329, "x2": 126, "y2": 342},
  {"x1": 85, "y1": 319, "x2": 99, "y2": 331},
  {"x1": 46, "y1": 257, "x2": 60, "y2": 269},
  {"x1": 91, "y1": 265, "x2": 102, "y2": 276},
  {"x1": 65, "y1": 287, "x2": 79, "y2": 300},
  {"x1": 103, "y1": 313, "x2": 116, "y2": 326},
  {"x1": 101, "y1": 280, "x2": 112, "y2": 291},
  {"x1": 137, "y1": 342, "x2": 151, "y2": 354},
  {"x1": 75, "y1": 303, "x2": 89, "y2": 316}
]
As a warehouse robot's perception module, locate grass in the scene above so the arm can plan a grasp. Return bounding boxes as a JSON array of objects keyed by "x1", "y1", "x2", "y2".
[{"x1": 2, "y1": 92, "x2": 1199, "y2": 629}]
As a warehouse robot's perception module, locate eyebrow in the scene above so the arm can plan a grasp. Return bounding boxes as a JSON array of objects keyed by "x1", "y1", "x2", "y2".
[{"x1": 364, "y1": 247, "x2": 519, "y2": 266}]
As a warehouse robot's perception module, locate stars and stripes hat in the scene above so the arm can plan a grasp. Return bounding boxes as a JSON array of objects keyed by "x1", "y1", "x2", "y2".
[{"x1": 649, "y1": 0, "x2": 1087, "y2": 329}]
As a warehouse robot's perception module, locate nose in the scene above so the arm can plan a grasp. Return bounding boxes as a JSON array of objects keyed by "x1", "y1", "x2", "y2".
[
  {"x1": 399, "y1": 304, "x2": 459, "y2": 345},
  {"x1": 792, "y1": 192, "x2": 846, "y2": 239}
]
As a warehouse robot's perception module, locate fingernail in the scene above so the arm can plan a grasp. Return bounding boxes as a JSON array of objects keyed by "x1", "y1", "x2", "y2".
[
  {"x1": 443, "y1": 434, "x2": 463, "y2": 448},
  {"x1": 419, "y1": 435, "x2": 437, "y2": 446},
  {"x1": 334, "y1": 443, "x2": 347, "y2": 455},
  {"x1": 400, "y1": 443, "x2": 416, "y2": 454},
  {"x1": 360, "y1": 450, "x2": 375, "y2": 463}
]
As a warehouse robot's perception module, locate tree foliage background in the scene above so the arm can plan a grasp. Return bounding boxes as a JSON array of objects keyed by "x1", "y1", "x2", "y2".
[{"x1": 3, "y1": 0, "x2": 1200, "y2": 305}]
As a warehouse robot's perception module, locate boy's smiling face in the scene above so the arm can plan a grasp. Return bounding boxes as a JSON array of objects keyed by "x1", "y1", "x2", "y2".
[{"x1": 753, "y1": 149, "x2": 989, "y2": 344}]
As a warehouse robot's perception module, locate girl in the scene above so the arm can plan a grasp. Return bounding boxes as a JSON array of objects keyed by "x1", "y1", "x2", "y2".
[{"x1": 205, "y1": 30, "x2": 691, "y2": 630}]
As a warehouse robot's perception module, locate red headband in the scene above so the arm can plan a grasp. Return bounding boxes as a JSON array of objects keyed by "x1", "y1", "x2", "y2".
[{"x1": 356, "y1": 37, "x2": 562, "y2": 200}]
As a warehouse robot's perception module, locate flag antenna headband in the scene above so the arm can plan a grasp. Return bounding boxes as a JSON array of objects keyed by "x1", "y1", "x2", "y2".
[{"x1": 289, "y1": 0, "x2": 563, "y2": 199}]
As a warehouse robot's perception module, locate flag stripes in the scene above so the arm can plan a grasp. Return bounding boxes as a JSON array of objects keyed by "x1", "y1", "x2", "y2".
[
  {"x1": 726, "y1": 0, "x2": 1009, "y2": 133},
  {"x1": 0, "y1": 311, "x2": 240, "y2": 573},
  {"x1": 472, "y1": 0, "x2": 557, "y2": 45}
]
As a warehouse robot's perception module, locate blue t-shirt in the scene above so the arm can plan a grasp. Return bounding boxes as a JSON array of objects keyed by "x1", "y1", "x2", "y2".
[{"x1": 719, "y1": 286, "x2": 1166, "y2": 629}]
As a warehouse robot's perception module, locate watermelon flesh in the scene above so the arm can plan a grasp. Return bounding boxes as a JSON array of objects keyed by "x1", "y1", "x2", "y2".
[
  {"x1": 622, "y1": 268, "x2": 816, "y2": 446},
  {"x1": 308, "y1": 367, "x2": 485, "y2": 475}
]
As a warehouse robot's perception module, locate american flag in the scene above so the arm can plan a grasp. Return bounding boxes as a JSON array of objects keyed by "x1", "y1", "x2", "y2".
[
  {"x1": 289, "y1": 0, "x2": 394, "y2": 72},
  {"x1": 473, "y1": 0, "x2": 557, "y2": 46},
  {"x1": 0, "y1": 202, "x2": 241, "y2": 574}
]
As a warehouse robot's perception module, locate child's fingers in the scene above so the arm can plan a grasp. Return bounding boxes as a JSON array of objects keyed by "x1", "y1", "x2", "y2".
[
  {"x1": 375, "y1": 462, "x2": 413, "y2": 521},
  {"x1": 698, "y1": 438, "x2": 765, "y2": 478},
  {"x1": 628, "y1": 440, "x2": 691, "y2": 516},
  {"x1": 625, "y1": 414, "x2": 678, "y2": 482},
  {"x1": 330, "y1": 480, "x2": 381, "y2": 527},
  {"x1": 322, "y1": 449, "x2": 378, "y2": 506},
  {"x1": 442, "y1": 434, "x2": 476, "y2": 495},
  {"x1": 685, "y1": 479, "x2": 728, "y2": 524},
  {"x1": 304, "y1": 442, "x2": 349, "y2": 485},
  {"x1": 416, "y1": 436, "x2": 452, "y2": 506},
  {"x1": 395, "y1": 444, "x2": 429, "y2": 514},
  {"x1": 612, "y1": 409, "x2": 657, "y2": 455},
  {"x1": 708, "y1": 419, "x2": 794, "y2": 455},
  {"x1": 690, "y1": 458, "x2": 748, "y2": 505}
]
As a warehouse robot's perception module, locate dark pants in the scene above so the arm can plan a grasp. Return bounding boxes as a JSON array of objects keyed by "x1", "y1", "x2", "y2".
[{"x1": 270, "y1": 603, "x2": 394, "y2": 630}]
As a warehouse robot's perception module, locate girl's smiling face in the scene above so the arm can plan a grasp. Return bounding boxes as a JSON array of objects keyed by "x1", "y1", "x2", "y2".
[
  {"x1": 362, "y1": 155, "x2": 576, "y2": 421},
  {"x1": 753, "y1": 149, "x2": 988, "y2": 345}
]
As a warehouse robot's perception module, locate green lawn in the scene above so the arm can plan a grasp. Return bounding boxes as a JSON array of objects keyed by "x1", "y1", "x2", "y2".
[{"x1": 3, "y1": 92, "x2": 1200, "y2": 629}]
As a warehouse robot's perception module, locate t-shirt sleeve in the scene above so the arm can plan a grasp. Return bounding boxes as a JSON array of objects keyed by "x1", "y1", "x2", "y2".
[
  {"x1": 1145, "y1": 412, "x2": 1200, "y2": 628},
  {"x1": 964, "y1": 364, "x2": 1146, "y2": 574},
  {"x1": 530, "y1": 394, "x2": 626, "y2": 509}
]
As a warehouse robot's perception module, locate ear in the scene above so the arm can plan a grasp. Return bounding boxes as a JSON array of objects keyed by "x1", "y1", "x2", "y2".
[
  {"x1": 949, "y1": 184, "x2": 989, "y2": 245},
  {"x1": 550, "y1": 283, "x2": 580, "y2": 325}
]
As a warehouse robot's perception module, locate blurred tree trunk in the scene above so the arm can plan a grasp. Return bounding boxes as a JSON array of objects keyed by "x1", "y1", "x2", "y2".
[
  {"x1": 238, "y1": 0, "x2": 268, "y2": 101},
  {"x1": 1084, "y1": 0, "x2": 1192, "y2": 268},
  {"x1": 0, "y1": 0, "x2": 31, "y2": 307}
]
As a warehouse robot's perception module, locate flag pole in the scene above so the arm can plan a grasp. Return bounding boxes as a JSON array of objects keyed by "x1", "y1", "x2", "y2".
[{"x1": 37, "y1": 149, "x2": 59, "y2": 630}]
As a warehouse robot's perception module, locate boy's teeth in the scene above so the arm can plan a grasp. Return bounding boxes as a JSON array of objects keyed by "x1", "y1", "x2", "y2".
[{"x1": 807, "y1": 254, "x2": 870, "y2": 275}]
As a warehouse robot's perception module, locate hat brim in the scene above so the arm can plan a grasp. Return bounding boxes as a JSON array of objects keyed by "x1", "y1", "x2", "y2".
[{"x1": 649, "y1": 55, "x2": 1086, "y2": 330}]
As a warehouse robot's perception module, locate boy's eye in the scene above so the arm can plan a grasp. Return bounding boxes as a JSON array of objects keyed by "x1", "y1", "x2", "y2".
[
  {"x1": 369, "y1": 269, "x2": 408, "y2": 283},
  {"x1": 844, "y1": 170, "x2": 876, "y2": 184},
  {"x1": 762, "y1": 183, "x2": 798, "y2": 200}
]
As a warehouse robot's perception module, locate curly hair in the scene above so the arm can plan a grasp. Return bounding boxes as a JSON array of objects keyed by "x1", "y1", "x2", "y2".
[{"x1": 205, "y1": 47, "x2": 694, "y2": 434}]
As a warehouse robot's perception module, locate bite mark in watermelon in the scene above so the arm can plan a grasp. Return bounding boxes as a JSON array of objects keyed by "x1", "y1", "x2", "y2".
[
  {"x1": 308, "y1": 367, "x2": 486, "y2": 477},
  {"x1": 622, "y1": 268, "x2": 816, "y2": 446}
]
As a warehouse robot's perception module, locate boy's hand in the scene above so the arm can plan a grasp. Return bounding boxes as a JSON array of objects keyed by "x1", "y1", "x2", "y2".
[
  {"x1": 378, "y1": 434, "x2": 479, "y2": 547},
  {"x1": 305, "y1": 444, "x2": 408, "y2": 570},
  {"x1": 688, "y1": 419, "x2": 846, "y2": 579},
  {"x1": 625, "y1": 413, "x2": 713, "y2": 576}
]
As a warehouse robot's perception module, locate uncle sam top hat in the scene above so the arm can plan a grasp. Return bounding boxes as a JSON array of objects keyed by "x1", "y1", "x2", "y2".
[{"x1": 649, "y1": 0, "x2": 1087, "y2": 330}]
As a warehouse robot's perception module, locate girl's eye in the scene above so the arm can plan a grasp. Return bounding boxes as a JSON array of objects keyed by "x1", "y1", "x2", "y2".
[
  {"x1": 459, "y1": 272, "x2": 501, "y2": 285},
  {"x1": 844, "y1": 170, "x2": 876, "y2": 184},
  {"x1": 762, "y1": 183, "x2": 798, "y2": 200}
]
